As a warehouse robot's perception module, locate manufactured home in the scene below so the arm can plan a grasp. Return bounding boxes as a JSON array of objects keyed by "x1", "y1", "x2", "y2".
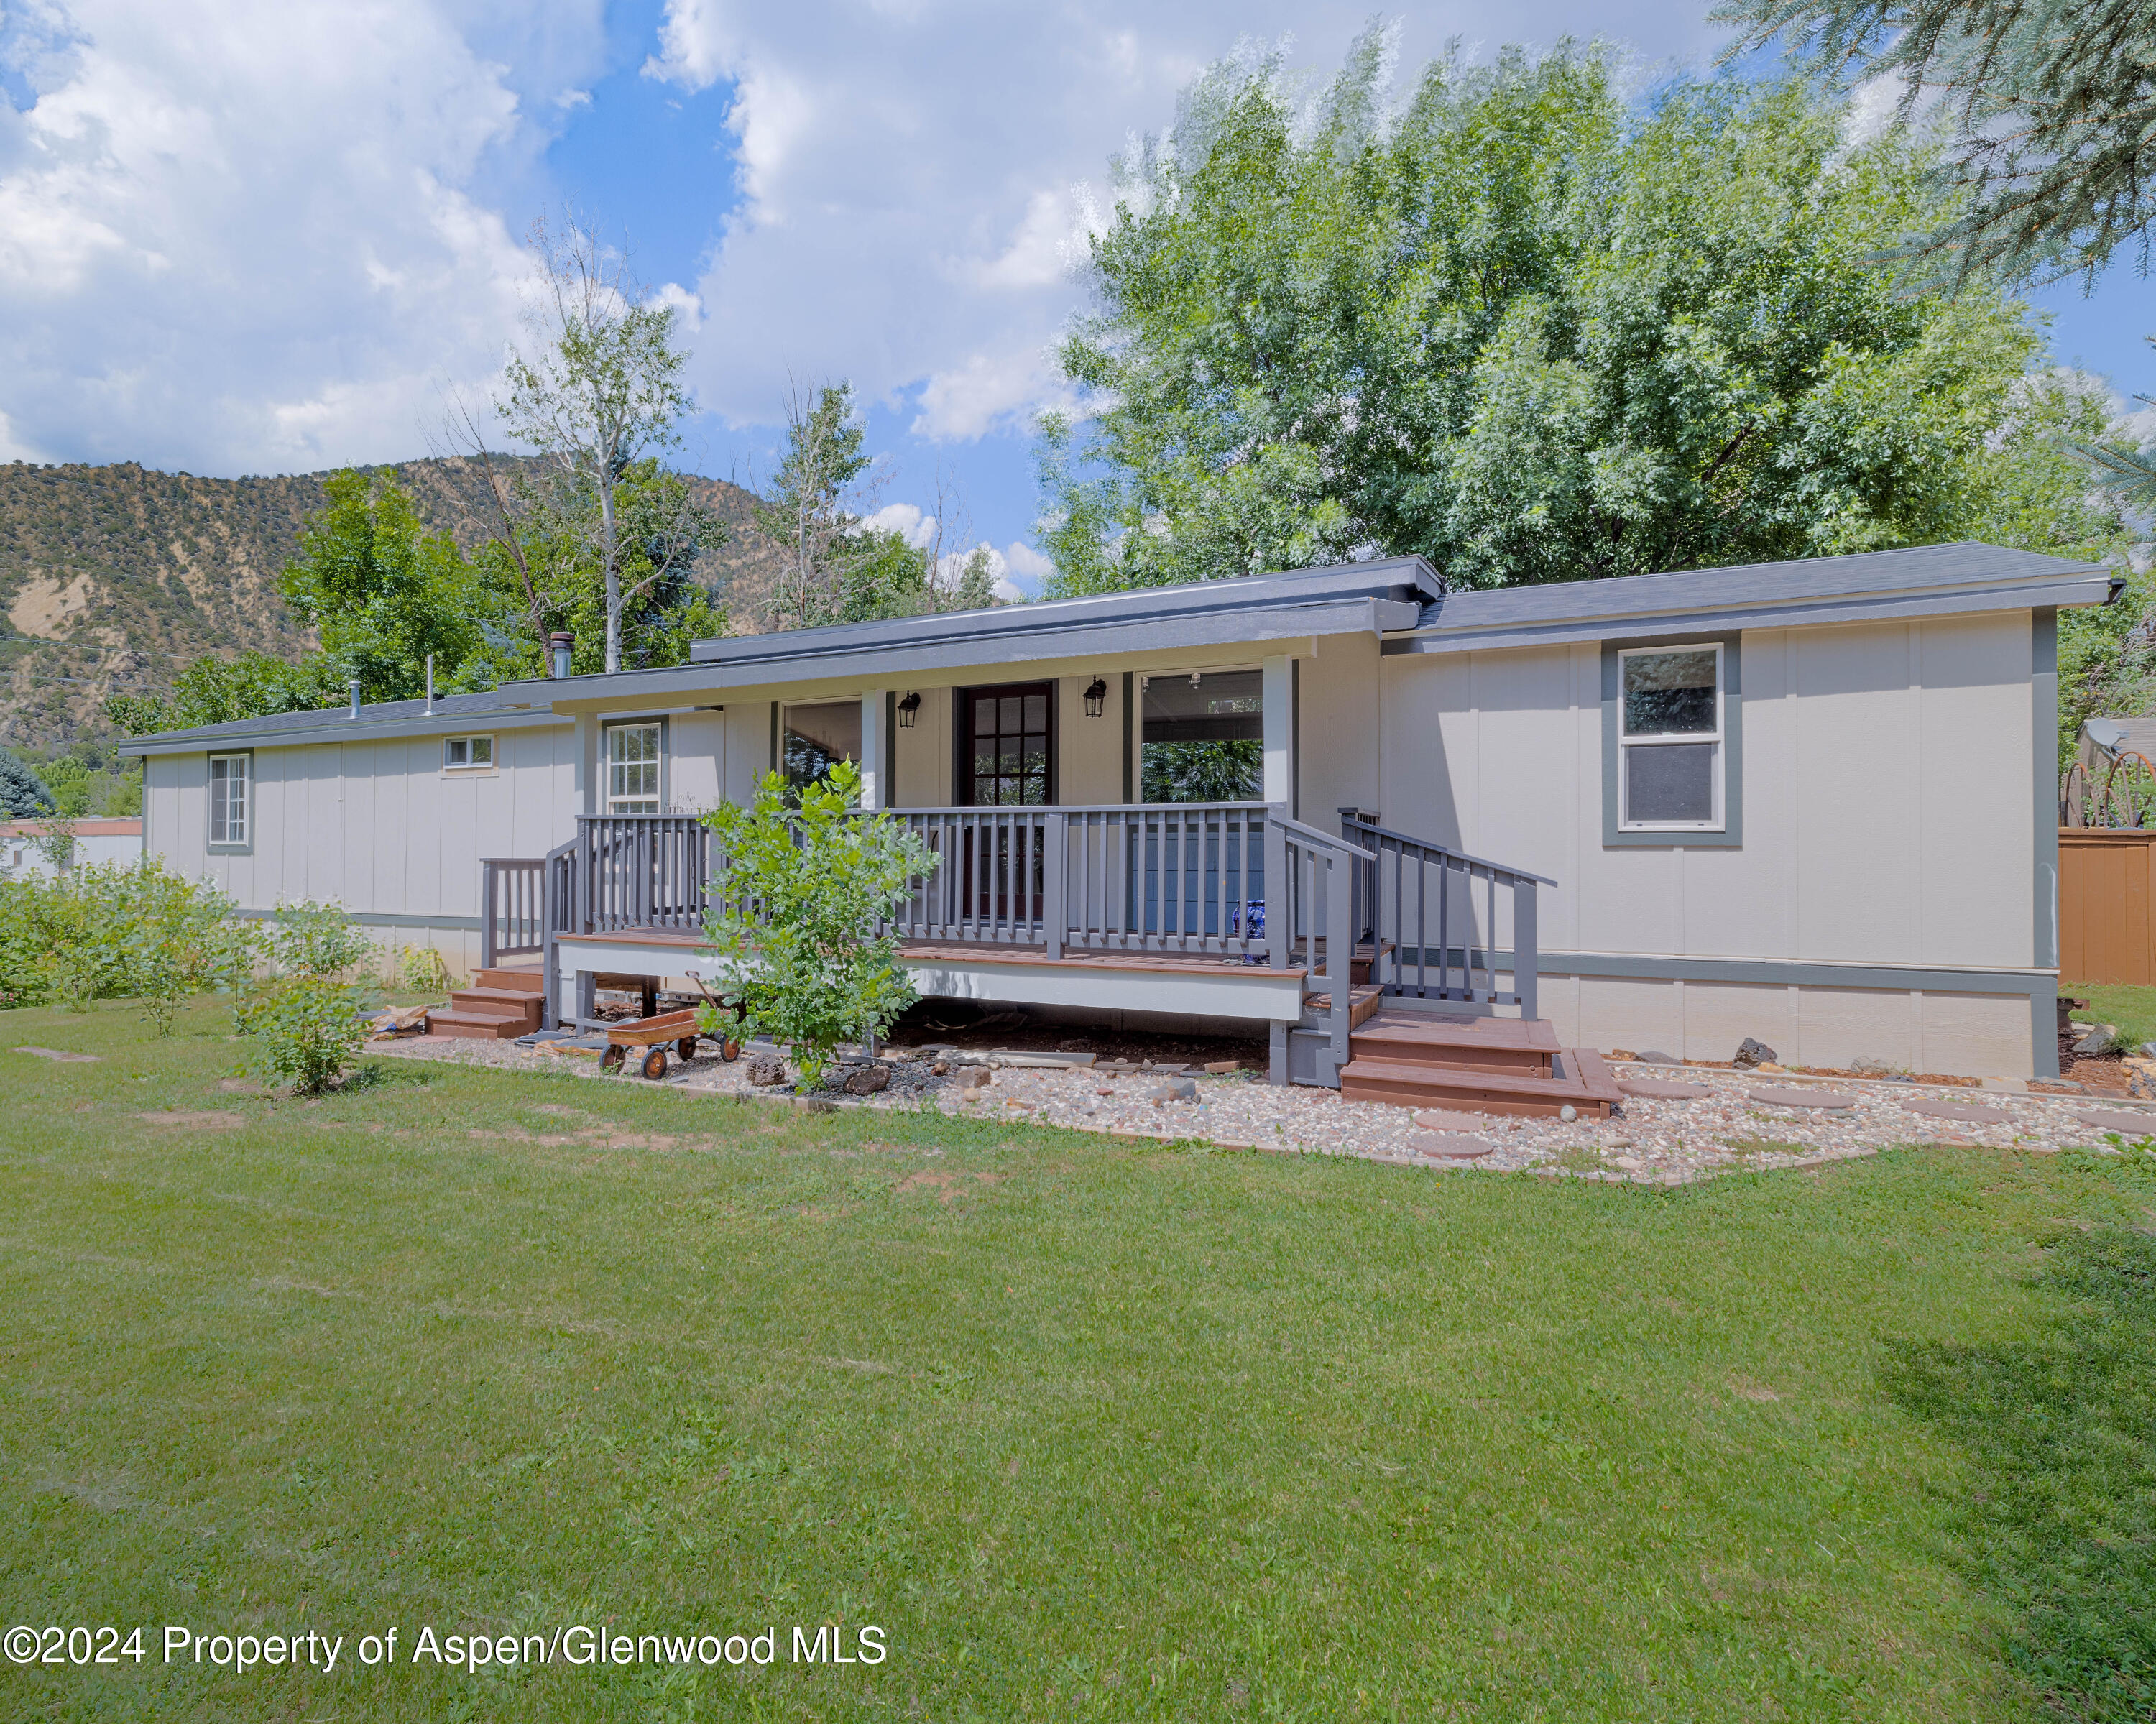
[{"x1": 121, "y1": 543, "x2": 2110, "y2": 1100}]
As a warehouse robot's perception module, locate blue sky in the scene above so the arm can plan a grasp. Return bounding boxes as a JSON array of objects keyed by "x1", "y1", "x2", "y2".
[{"x1": 0, "y1": 0, "x2": 2151, "y2": 596}]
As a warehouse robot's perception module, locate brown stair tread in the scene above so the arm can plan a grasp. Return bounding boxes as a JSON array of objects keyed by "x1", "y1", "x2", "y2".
[
  {"x1": 1355, "y1": 1014, "x2": 1560, "y2": 1051},
  {"x1": 473, "y1": 967, "x2": 545, "y2": 994},
  {"x1": 425, "y1": 1010, "x2": 531, "y2": 1040},
  {"x1": 453, "y1": 986, "x2": 545, "y2": 1010},
  {"x1": 1340, "y1": 1047, "x2": 1621, "y2": 1118}
]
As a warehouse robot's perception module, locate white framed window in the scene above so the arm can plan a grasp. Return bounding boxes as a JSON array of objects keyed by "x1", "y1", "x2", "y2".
[
  {"x1": 1617, "y1": 645, "x2": 1723, "y2": 831},
  {"x1": 605, "y1": 722, "x2": 662, "y2": 813},
  {"x1": 209, "y1": 752, "x2": 250, "y2": 847},
  {"x1": 443, "y1": 734, "x2": 494, "y2": 771}
]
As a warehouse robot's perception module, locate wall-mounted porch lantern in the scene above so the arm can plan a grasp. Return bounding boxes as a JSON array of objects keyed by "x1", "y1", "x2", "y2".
[
  {"x1": 897, "y1": 690, "x2": 921, "y2": 729},
  {"x1": 1083, "y1": 677, "x2": 1108, "y2": 718},
  {"x1": 549, "y1": 631, "x2": 573, "y2": 680}
]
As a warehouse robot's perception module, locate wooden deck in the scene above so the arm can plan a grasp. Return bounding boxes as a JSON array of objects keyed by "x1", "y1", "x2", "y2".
[{"x1": 555, "y1": 927, "x2": 1311, "y2": 982}]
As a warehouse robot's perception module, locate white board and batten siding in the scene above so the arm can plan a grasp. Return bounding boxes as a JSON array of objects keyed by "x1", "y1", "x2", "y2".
[
  {"x1": 1378, "y1": 612, "x2": 2041, "y2": 1074},
  {"x1": 144, "y1": 723, "x2": 577, "y2": 971}
]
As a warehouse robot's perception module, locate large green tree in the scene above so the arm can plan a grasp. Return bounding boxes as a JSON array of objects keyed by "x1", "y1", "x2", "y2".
[
  {"x1": 279, "y1": 469, "x2": 481, "y2": 701},
  {"x1": 1038, "y1": 37, "x2": 2118, "y2": 594}
]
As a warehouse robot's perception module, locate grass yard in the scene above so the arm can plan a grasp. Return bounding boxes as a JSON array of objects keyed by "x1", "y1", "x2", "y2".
[
  {"x1": 2064, "y1": 982, "x2": 2156, "y2": 1051},
  {"x1": 4, "y1": 1002, "x2": 2155, "y2": 1721}
]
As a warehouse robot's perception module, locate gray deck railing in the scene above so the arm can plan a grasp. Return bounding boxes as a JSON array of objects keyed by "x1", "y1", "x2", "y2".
[
  {"x1": 496, "y1": 803, "x2": 1550, "y2": 1062},
  {"x1": 479, "y1": 857, "x2": 548, "y2": 967},
  {"x1": 882, "y1": 803, "x2": 1271, "y2": 960},
  {"x1": 1337, "y1": 807, "x2": 1552, "y2": 1018}
]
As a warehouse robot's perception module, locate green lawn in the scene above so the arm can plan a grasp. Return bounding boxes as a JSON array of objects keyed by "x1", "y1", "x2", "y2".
[
  {"x1": 2064, "y1": 981, "x2": 2156, "y2": 1051},
  {"x1": 3, "y1": 1002, "x2": 2154, "y2": 1721}
]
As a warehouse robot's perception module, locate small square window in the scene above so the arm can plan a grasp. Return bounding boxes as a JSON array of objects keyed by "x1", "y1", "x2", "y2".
[
  {"x1": 443, "y1": 734, "x2": 494, "y2": 771},
  {"x1": 1618, "y1": 645, "x2": 1723, "y2": 832}
]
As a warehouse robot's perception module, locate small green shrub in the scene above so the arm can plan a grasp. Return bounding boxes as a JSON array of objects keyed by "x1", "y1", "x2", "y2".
[
  {"x1": 398, "y1": 943, "x2": 452, "y2": 994},
  {"x1": 699, "y1": 760, "x2": 934, "y2": 1088},
  {"x1": 0, "y1": 860, "x2": 241, "y2": 1024},
  {"x1": 235, "y1": 973, "x2": 370, "y2": 1094},
  {"x1": 261, "y1": 900, "x2": 377, "y2": 980}
]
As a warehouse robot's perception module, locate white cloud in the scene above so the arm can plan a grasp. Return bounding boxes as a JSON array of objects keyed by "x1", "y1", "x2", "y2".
[
  {"x1": 648, "y1": 0, "x2": 1723, "y2": 444},
  {"x1": 0, "y1": 0, "x2": 608, "y2": 472}
]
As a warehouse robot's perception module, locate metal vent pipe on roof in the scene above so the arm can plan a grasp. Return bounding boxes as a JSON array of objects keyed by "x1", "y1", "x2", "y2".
[{"x1": 346, "y1": 678, "x2": 361, "y2": 719}]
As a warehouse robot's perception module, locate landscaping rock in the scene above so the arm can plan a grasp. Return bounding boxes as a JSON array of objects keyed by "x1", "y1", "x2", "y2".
[
  {"x1": 2070, "y1": 1021, "x2": 2118, "y2": 1056},
  {"x1": 1414, "y1": 1108, "x2": 1494, "y2": 1130},
  {"x1": 1633, "y1": 1049, "x2": 1679, "y2": 1065},
  {"x1": 2077, "y1": 1108, "x2": 2156, "y2": 1137},
  {"x1": 1748, "y1": 1087, "x2": 1856, "y2": 1110},
  {"x1": 952, "y1": 1066, "x2": 992, "y2": 1089},
  {"x1": 843, "y1": 1064, "x2": 892, "y2": 1095},
  {"x1": 1203, "y1": 1060, "x2": 1241, "y2": 1075},
  {"x1": 1900, "y1": 1097, "x2": 2012, "y2": 1124},
  {"x1": 1410, "y1": 1130, "x2": 1494, "y2": 1160},
  {"x1": 1617, "y1": 1078, "x2": 1713, "y2": 1100},
  {"x1": 1851, "y1": 1056, "x2": 1896, "y2": 1076},
  {"x1": 1148, "y1": 1077, "x2": 1199, "y2": 1104},
  {"x1": 1558, "y1": 1105, "x2": 1578, "y2": 1123},
  {"x1": 745, "y1": 1056, "x2": 787, "y2": 1087},
  {"x1": 1733, "y1": 1037, "x2": 1778, "y2": 1068}
]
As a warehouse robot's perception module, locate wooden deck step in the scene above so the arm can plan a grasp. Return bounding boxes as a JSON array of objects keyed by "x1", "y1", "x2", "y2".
[
  {"x1": 472, "y1": 967, "x2": 545, "y2": 995},
  {"x1": 451, "y1": 986, "x2": 544, "y2": 1018},
  {"x1": 1302, "y1": 984, "x2": 1386, "y2": 1030},
  {"x1": 1340, "y1": 1046, "x2": 1622, "y2": 1119},
  {"x1": 425, "y1": 1008, "x2": 535, "y2": 1041},
  {"x1": 1349, "y1": 1013, "x2": 1560, "y2": 1078}
]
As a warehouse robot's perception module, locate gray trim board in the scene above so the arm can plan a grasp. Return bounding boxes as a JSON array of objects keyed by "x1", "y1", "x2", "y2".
[
  {"x1": 1600, "y1": 634, "x2": 1742, "y2": 849},
  {"x1": 2033, "y1": 607, "x2": 2061, "y2": 1078},
  {"x1": 236, "y1": 908, "x2": 484, "y2": 931},
  {"x1": 1415, "y1": 946, "x2": 2055, "y2": 999},
  {"x1": 120, "y1": 699, "x2": 573, "y2": 757},
  {"x1": 1120, "y1": 670, "x2": 1134, "y2": 803}
]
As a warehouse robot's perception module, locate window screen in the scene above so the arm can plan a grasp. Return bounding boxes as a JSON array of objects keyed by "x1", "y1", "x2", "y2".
[
  {"x1": 209, "y1": 754, "x2": 249, "y2": 845},
  {"x1": 784, "y1": 701, "x2": 862, "y2": 789},
  {"x1": 443, "y1": 735, "x2": 494, "y2": 770},
  {"x1": 1142, "y1": 670, "x2": 1262, "y2": 803},
  {"x1": 1617, "y1": 646, "x2": 1723, "y2": 830},
  {"x1": 606, "y1": 724, "x2": 662, "y2": 813}
]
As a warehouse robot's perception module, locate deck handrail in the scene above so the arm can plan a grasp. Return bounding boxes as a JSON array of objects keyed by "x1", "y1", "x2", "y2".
[
  {"x1": 1337, "y1": 807, "x2": 1544, "y2": 1018},
  {"x1": 479, "y1": 857, "x2": 548, "y2": 968}
]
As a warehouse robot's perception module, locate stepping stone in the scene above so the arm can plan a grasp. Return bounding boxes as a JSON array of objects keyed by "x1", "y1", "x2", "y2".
[
  {"x1": 1409, "y1": 1130, "x2": 1495, "y2": 1161},
  {"x1": 1900, "y1": 1097, "x2": 2012, "y2": 1125},
  {"x1": 1617, "y1": 1079, "x2": 1713, "y2": 1100},
  {"x1": 1414, "y1": 1109, "x2": 1492, "y2": 1130},
  {"x1": 1747, "y1": 1087, "x2": 1858, "y2": 1110},
  {"x1": 2076, "y1": 1109, "x2": 2156, "y2": 1137}
]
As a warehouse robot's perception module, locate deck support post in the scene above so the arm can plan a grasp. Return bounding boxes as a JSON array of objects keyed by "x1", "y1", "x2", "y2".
[
  {"x1": 1325, "y1": 848, "x2": 1353, "y2": 1078},
  {"x1": 1514, "y1": 881, "x2": 1539, "y2": 1021},
  {"x1": 1268, "y1": 1020, "x2": 1288, "y2": 1087},
  {"x1": 1263, "y1": 810, "x2": 1288, "y2": 969},
  {"x1": 1043, "y1": 811, "x2": 1067, "y2": 960}
]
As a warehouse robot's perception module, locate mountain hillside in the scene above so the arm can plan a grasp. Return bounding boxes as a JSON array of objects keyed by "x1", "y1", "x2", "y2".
[{"x1": 0, "y1": 457, "x2": 780, "y2": 746}]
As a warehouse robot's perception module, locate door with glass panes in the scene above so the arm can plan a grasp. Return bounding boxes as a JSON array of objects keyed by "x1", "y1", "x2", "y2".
[{"x1": 957, "y1": 682, "x2": 1054, "y2": 926}]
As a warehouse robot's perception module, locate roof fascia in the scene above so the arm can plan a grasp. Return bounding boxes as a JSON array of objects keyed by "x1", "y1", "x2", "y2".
[
  {"x1": 1383, "y1": 573, "x2": 2117, "y2": 658},
  {"x1": 546, "y1": 596, "x2": 1418, "y2": 706},
  {"x1": 118, "y1": 706, "x2": 573, "y2": 758}
]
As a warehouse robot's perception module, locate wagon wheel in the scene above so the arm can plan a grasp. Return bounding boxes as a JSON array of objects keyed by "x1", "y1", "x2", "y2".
[
  {"x1": 642, "y1": 1046, "x2": 670, "y2": 1081},
  {"x1": 720, "y1": 1036, "x2": 742, "y2": 1063},
  {"x1": 599, "y1": 1044, "x2": 625, "y2": 1074},
  {"x1": 676, "y1": 1036, "x2": 700, "y2": 1061}
]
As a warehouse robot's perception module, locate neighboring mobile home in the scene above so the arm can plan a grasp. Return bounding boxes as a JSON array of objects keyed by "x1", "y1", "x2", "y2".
[{"x1": 120, "y1": 543, "x2": 2111, "y2": 1088}]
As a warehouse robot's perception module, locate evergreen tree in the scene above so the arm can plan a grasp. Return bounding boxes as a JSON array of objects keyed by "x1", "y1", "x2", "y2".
[
  {"x1": 1713, "y1": 0, "x2": 2156, "y2": 284},
  {"x1": 0, "y1": 747, "x2": 55, "y2": 818}
]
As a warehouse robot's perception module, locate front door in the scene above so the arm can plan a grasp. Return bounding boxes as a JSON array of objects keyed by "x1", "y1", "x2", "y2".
[
  {"x1": 959, "y1": 681, "x2": 1054, "y2": 806},
  {"x1": 956, "y1": 681, "x2": 1054, "y2": 928}
]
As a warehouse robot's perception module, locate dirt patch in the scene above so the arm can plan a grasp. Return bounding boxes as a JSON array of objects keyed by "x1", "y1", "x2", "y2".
[
  {"x1": 2066, "y1": 1052, "x2": 2132, "y2": 1097},
  {"x1": 1728, "y1": 1378, "x2": 1782, "y2": 1403},
  {"x1": 215, "y1": 1078, "x2": 270, "y2": 1096},
  {"x1": 14, "y1": 1046, "x2": 99, "y2": 1064},
  {"x1": 134, "y1": 1110, "x2": 246, "y2": 1129},
  {"x1": 469, "y1": 1125, "x2": 682, "y2": 1151},
  {"x1": 895, "y1": 1170, "x2": 1005, "y2": 1204},
  {"x1": 7, "y1": 573, "x2": 94, "y2": 637}
]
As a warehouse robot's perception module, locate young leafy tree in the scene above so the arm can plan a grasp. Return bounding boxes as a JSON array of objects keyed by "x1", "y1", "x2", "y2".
[
  {"x1": 106, "y1": 652, "x2": 346, "y2": 738},
  {"x1": 499, "y1": 218, "x2": 696, "y2": 673},
  {"x1": 279, "y1": 469, "x2": 481, "y2": 701},
  {"x1": 1712, "y1": 0, "x2": 2156, "y2": 285},
  {"x1": 696, "y1": 760, "x2": 934, "y2": 1089},
  {"x1": 1041, "y1": 35, "x2": 2102, "y2": 594},
  {"x1": 756, "y1": 379, "x2": 877, "y2": 629}
]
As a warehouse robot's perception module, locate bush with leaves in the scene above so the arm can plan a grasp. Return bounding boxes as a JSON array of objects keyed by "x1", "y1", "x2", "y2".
[
  {"x1": 0, "y1": 860, "x2": 241, "y2": 1024},
  {"x1": 697, "y1": 760, "x2": 934, "y2": 1089},
  {"x1": 234, "y1": 901, "x2": 377, "y2": 1092}
]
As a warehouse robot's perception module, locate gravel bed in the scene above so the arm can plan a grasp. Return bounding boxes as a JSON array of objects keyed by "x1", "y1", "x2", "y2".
[{"x1": 372, "y1": 1036, "x2": 2156, "y2": 1182}]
